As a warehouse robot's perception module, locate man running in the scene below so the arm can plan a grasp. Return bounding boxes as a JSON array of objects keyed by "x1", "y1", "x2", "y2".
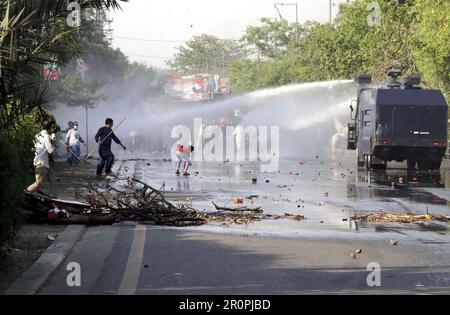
[
  {"x1": 27, "y1": 121, "x2": 57, "y2": 197},
  {"x1": 95, "y1": 118, "x2": 127, "y2": 178}
]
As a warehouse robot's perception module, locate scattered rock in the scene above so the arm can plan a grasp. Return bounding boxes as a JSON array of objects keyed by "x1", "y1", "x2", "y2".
[{"x1": 390, "y1": 240, "x2": 399, "y2": 246}]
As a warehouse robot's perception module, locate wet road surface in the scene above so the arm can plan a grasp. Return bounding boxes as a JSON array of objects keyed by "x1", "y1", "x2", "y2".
[{"x1": 37, "y1": 156, "x2": 450, "y2": 294}]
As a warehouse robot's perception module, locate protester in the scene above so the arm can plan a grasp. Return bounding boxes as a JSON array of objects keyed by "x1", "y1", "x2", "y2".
[
  {"x1": 65, "y1": 121, "x2": 85, "y2": 166},
  {"x1": 26, "y1": 121, "x2": 57, "y2": 197},
  {"x1": 175, "y1": 144, "x2": 194, "y2": 176},
  {"x1": 95, "y1": 118, "x2": 127, "y2": 178},
  {"x1": 62, "y1": 121, "x2": 74, "y2": 164}
]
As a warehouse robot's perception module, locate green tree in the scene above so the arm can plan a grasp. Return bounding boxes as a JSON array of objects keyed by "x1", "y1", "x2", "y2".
[
  {"x1": 0, "y1": 0, "x2": 126, "y2": 257},
  {"x1": 411, "y1": 0, "x2": 450, "y2": 96},
  {"x1": 169, "y1": 34, "x2": 247, "y2": 75},
  {"x1": 242, "y1": 17, "x2": 299, "y2": 59}
]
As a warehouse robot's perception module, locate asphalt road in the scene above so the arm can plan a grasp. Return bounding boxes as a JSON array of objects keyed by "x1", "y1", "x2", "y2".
[
  {"x1": 34, "y1": 156, "x2": 450, "y2": 295},
  {"x1": 35, "y1": 224, "x2": 449, "y2": 295}
]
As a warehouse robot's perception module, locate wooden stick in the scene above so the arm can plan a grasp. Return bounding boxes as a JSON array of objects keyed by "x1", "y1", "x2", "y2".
[
  {"x1": 212, "y1": 202, "x2": 263, "y2": 213},
  {"x1": 75, "y1": 117, "x2": 127, "y2": 168},
  {"x1": 59, "y1": 139, "x2": 87, "y2": 165}
]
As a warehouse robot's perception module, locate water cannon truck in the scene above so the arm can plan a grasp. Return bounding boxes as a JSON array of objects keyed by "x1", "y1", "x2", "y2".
[{"x1": 347, "y1": 69, "x2": 448, "y2": 171}]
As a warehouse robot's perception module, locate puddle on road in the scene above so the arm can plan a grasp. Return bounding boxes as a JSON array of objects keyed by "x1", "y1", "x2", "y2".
[{"x1": 113, "y1": 158, "x2": 449, "y2": 240}]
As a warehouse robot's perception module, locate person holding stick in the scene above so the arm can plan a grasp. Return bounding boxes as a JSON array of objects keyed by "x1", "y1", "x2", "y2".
[
  {"x1": 27, "y1": 121, "x2": 57, "y2": 197},
  {"x1": 65, "y1": 121, "x2": 85, "y2": 166},
  {"x1": 95, "y1": 118, "x2": 127, "y2": 179}
]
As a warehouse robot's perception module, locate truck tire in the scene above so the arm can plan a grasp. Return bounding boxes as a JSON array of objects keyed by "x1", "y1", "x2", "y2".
[
  {"x1": 364, "y1": 155, "x2": 371, "y2": 171},
  {"x1": 417, "y1": 161, "x2": 441, "y2": 171},
  {"x1": 430, "y1": 161, "x2": 442, "y2": 171},
  {"x1": 357, "y1": 150, "x2": 364, "y2": 168},
  {"x1": 368, "y1": 155, "x2": 387, "y2": 171},
  {"x1": 407, "y1": 160, "x2": 416, "y2": 170},
  {"x1": 357, "y1": 156, "x2": 365, "y2": 168},
  {"x1": 372, "y1": 163, "x2": 387, "y2": 171}
]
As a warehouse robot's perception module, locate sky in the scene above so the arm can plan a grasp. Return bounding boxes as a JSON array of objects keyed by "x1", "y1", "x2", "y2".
[{"x1": 110, "y1": 0, "x2": 349, "y2": 69}]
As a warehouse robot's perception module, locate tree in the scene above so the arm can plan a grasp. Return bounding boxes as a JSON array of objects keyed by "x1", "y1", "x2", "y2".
[
  {"x1": 411, "y1": 0, "x2": 450, "y2": 96},
  {"x1": 169, "y1": 34, "x2": 247, "y2": 75},
  {"x1": 230, "y1": 0, "x2": 441, "y2": 91},
  {"x1": 0, "y1": 0, "x2": 127, "y2": 130},
  {"x1": 0, "y1": 0, "x2": 126, "y2": 257},
  {"x1": 241, "y1": 17, "x2": 299, "y2": 59}
]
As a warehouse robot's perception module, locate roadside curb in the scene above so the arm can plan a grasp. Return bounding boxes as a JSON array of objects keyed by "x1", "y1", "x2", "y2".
[{"x1": 5, "y1": 225, "x2": 86, "y2": 295}]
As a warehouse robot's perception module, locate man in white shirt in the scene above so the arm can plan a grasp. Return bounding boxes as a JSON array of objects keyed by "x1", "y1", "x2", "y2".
[
  {"x1": 27, "y1": 121, "x2": 57, "y2": 197},
  {"x1": 65, "y1": 121, "x2": 85, "y2": 166}
]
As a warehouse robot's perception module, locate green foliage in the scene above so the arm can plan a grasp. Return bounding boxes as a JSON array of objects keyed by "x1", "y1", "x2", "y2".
[
  {"x1": 169, "y1": 34, "x2": 248, "y2": 75},
  {"x1": 0, "y1": 0, "x2": 127, "y2": 130},
  {"x1": 0, "y1": 0, "x2": 126, "y2": 258},
  {"x1": 230, "y1": 0, "x2": 449, "y2": 95},
  {"x1": 411, "y1": 0, "x2": 450, "y2": 96},
  {"x1": 0, "y1": 112, "x2": 39, "y2": 258},
  {"x1": 242, "y1": 17, "x2": 299, "y2": 59}
]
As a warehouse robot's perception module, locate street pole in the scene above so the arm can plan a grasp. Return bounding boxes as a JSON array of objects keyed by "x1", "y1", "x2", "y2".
[
  {"x1": 276, "y1": 3, "x2": 299, "y2": 41},
  {"x1": 295, "y1": 3, "x2": 299, "y2": 42},
  {"x1": 85, "y1": 105, "x2": 89, "y2": 158},
  {"x1": 329, "y1": 0, "x2": 332, "y2": 24}
]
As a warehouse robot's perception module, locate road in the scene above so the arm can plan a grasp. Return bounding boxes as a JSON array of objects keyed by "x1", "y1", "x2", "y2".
[
  {"x1": 37, "y1": 156, "x2": 450, "y2": 294},
  {"x1": 38, "y1": 225, "x2": 450, "y2": 295}
]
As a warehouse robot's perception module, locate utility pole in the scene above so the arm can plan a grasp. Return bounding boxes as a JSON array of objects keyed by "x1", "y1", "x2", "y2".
[
  {"x1": 329, "y1": 0, "x2": 332, "y2": 24},
  {"x1": 85, "y1": 105, "x2": 89, "y2": 157},
  {"x1": 276, "y1": 3, "x2": 299, "y2": 41}
]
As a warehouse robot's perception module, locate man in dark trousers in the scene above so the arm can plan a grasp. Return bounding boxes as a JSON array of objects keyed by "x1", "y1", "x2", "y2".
[{"x1": 95, "y1": 118, "x2": 127, "y2": 178}]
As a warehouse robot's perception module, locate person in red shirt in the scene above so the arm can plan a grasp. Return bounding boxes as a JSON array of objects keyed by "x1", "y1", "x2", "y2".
[{"x1": 175, "y1": 144, "x2": 194, "y2": 176}]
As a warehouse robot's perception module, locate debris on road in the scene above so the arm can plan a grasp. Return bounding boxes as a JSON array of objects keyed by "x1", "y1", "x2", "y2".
[
  {"x1": 352, "y1": 211, "x2": 448, "y2": 224},
  {"x1": 212, "y1": 202, "x2": 262, "y2": 213},
  {"x1": 390, "y1": 240, "x2": 399, "y2": 246},
  {"x1": 84, "y1": 177, "x2": 206, "y2": 226}
]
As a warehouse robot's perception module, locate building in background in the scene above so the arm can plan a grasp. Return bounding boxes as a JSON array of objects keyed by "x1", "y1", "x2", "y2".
[{"x1": 161, "y1": 73, "x2": 230, "y2": 103}]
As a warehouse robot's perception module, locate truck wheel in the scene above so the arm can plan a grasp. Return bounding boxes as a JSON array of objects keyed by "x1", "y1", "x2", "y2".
[
  {"x1": 417, "y1": 161, "x2": 428, "y2": 171},
  {"x1": 357, "y1": 156, "x2": 365, "y2": 168},
  {"x1": 407, "y1": 160, "x2": 416, "y2": 170},
  {"x1": 364, "y1": 155, "x2": 371, "y2": 171},
  {"x1": 417, "y1": 161, "x2": 441, "y2": 171},
  {"x1": 435, "y1": 161, "x2": 442, "y2": 170},
  {"x1": 372, "y1": 163, "x2": 387, "y2": 171},
  {"x1": 430, "y1": 161, "x2": 442, "y2": 170},
  {"x1": 357, "y1": 151, "x2": 364, "y2": 168},
  {"x1": 369, "y1": 155, "x2": 387, "y2": 171}
]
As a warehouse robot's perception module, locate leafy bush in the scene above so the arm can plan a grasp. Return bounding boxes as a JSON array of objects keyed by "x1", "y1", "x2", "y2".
[{"x1": 0, "y1": 115, "x2": 39, "y2": 261}]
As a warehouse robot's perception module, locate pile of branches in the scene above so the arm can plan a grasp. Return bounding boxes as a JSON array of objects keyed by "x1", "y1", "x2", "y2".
[
  {"x1": 208, "y1": 202, "x2": 305, "y2": 225},
  {"x1": 56, "y1": 177, "x2": 306, "y2": 226},
  {"x1": 84, "y1": 177, "x2": 206, "y2": 226},
  {"x1": 352, "y1": 211, "x2": 449, "y2": 224}
]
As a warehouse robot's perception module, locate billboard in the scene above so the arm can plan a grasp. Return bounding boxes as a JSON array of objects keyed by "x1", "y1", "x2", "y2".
[{"x1": 162, "y1": 74, "x2": 230, "y2": 102}]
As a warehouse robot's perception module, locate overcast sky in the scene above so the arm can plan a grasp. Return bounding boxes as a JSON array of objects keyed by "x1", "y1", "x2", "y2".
[{"x1": 110, "y1": 0, "x2": 348, "y2": 69}]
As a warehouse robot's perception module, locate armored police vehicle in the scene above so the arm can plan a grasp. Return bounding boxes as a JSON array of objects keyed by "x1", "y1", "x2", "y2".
[{"x1": 347, "y1": 69, "x2": 448, "y2": 171}]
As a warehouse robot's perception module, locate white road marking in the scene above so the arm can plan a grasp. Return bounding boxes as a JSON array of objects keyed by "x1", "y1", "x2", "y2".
[{"x1": 117, "y1": 224, "x2": 147, "y2": 295}]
